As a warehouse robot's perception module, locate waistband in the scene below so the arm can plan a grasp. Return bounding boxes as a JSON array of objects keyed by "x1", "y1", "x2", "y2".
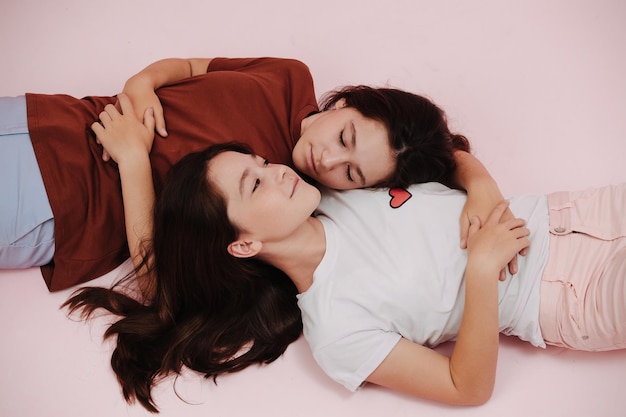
[{"x1": 547, "y1": 185, "x2": 626, "y2": 240}]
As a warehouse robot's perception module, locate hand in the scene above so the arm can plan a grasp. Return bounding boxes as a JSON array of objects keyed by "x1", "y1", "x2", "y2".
[
  {"x1": 91, "y1": 93, "x2": 156, "y2": 166},
  {"x1": 121, "y1": 76, "x2": 168, "y2": 137},
  {"x1": 465, "y1": 201, "x2": 530, "y2": 280},
  {"x1": 460, "y1": 185, "x2": 526, "y2": 280}
]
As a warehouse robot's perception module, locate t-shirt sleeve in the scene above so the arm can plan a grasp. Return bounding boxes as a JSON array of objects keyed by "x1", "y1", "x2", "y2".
[
  {"x1": 313, "y1": 329, "x2": 402, "y2": 392},
  {"x1": 207, "y1": 57, "x2": 310, "y2": 78},
  {"x1": 206, "y1": 57, "x2": 317, "y2": 148}
]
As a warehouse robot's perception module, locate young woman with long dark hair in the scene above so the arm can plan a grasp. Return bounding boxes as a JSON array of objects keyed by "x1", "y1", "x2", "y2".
[{"x1": 65, "y1": 96, "x2": 625, "y2": 413}]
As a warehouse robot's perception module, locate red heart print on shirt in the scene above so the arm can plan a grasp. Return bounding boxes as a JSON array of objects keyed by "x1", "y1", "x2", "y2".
[{"x1": 389, "y1": 188, "x2": 412, "y2": 208}]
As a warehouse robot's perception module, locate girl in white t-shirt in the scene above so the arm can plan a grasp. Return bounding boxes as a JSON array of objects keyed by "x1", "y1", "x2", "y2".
[
  {"x1": 195, "y1": 144, "x2": 625, "y2": 402},
  {"x1": 66, "y1": 97, "x2": 625, "y2": 413}
]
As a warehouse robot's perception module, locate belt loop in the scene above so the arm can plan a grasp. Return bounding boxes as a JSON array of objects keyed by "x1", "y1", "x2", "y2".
[{"x1": 547, "y1": 191, "x2": 572, "y2": 235}]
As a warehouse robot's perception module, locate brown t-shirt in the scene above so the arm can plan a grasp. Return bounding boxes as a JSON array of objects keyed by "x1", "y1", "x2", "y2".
[{"x1": 26, "y1": 58, "x2": 318, "y2": 291}]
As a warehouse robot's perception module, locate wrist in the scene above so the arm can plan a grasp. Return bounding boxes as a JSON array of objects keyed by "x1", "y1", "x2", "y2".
[
  {"x1": 464, "y1": 259, "x2": 501, "y2": 283},
  {"x1": 117, "y1": 148, "x2": 151, "y2": 171}
]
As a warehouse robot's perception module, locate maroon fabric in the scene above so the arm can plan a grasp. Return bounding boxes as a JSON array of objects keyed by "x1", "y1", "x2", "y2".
[{"x1": 26, "y1": 58, "x2": 318, "y2": 291}]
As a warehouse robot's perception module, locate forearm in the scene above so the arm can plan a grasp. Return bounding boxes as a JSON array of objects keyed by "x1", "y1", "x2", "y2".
[
  {"x1": 448, "y1": 262, "x2": 500, "y2": 404},
  {"x1": 451, "y1": 150, "x2": 500, "y2": 194},
  {"x1": 454, "y1": 149, "x2": 508, "y2": 229},
  {"x1": 117, "y1": 153, "x2": 155, "y2": 271},
  {"x1": 123, "y1": 58, "x2": 213, "y2": 91}
]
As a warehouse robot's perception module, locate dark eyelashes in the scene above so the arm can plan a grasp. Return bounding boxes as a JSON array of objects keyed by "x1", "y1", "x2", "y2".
[{"x1": 252, "y1": 159, "x2": 270, "y2": 192}]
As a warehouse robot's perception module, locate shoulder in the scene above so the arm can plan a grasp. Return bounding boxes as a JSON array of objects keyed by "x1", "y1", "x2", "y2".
[
  {"x1": 300, "y1": 282, "x2": 402, "y2": 391},
  {"x1": 311, "y1": 323, "x2": 402, "y2": 391},
  {"x1": 208, "y1": 57, "x2": 311, "y2": 77}
]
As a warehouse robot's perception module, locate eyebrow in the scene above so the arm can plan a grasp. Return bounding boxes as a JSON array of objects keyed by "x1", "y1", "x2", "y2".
[
  {"x1": 351, "y1": 122, "x2": 366, "y2": 186},
  {"x1": 238, "y1": 154, "x2": 258, "y2": 197}
]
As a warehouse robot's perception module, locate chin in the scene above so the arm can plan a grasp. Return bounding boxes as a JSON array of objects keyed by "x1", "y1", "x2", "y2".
[
  {"x1": 313, "y1": 189, "x2": 322, "y2": 204},
  {"x1": 292, "y1": 153, "x2": 306, "y2": 174}
]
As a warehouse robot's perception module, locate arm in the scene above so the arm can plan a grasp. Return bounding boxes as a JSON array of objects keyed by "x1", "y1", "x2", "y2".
[
  {"x1": 452, "y1": 150, "x2": 523, "y2": 278},
  {"x1": 91, "y1": 94, "x2": 157, "y2": 296},
  {"x1": 122, "y1": 58, "x2": 213, "y2": 137},
  {"x1": 453, "y1": 150, "x2": 507, "y2": 241},
  {"x1": 450, "y1": 150, "x2": 495, "y2": 190},
  {"x1": 367, "y1": 202, "x2": 530, "y2": 405}
]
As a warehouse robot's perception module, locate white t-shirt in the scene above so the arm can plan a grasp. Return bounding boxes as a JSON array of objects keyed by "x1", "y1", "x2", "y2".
[{"x1": 297, "y1": 183, "x2": 550, "y2": 392}]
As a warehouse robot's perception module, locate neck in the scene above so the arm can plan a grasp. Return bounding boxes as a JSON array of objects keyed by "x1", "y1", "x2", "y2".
[{"x1": 259, "y1": 216, "x2": 325, "y2": 293}]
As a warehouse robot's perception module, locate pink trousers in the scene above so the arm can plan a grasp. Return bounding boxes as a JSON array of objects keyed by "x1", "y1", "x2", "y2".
[{"x1": 539, "y1": 184, "x2": 626, "y2": 351}]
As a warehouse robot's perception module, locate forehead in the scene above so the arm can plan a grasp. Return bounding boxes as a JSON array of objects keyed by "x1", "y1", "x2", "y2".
[
  {"x1": 208, "y1": 151, "x2": 253, "y2": 194},
  {"x1": 210, "y1": 150, "x2": 251, "y2": 169},
  {"x1": 353, "y1": 118, "x2": 395, "y2": 185},
  {"x1": 209, "y1": 151, "x2": 249, "y2": 177}
]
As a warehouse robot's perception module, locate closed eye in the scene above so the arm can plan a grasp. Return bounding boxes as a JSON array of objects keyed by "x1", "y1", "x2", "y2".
[{"x1": 339, "y1": 130, "x2": 346, "y2": 147}]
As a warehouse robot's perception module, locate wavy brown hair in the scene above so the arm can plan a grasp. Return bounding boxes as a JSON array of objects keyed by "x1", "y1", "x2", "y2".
[
  {"x1": 63, "y1": 143, "x2": 302, "y2": 413},
  {"x1": 321, "y1": 85, "x2": 470, "y2": 188}
]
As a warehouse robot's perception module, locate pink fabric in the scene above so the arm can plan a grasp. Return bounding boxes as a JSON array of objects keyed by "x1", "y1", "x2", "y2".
[
  {"x1": 2, "y1": 1, "x2": 625, "y2": 416},
  {"x1": 540, "y1": 185, "x2": 626, "y2": 350}
]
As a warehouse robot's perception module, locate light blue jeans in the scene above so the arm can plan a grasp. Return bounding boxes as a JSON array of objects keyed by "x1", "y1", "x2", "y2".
[{"x1": 0, "y1": 96, "x2": 55, "y2": 268}]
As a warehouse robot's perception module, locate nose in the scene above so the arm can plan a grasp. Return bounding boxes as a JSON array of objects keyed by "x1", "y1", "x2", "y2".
[
  {"x1": 320, "y1": 149, "x2": 347, "y2": 171},
  {"x1": 271, "y1": 164, "x2": 287, "y2": 182}
]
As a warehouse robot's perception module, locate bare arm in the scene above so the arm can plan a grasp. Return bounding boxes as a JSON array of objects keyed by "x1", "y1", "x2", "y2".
[
  {"x1": 367, "y1": 202, "x2": 530, "y2": 405},
  {"x1": 453, "y1": 150, "x2": 507, "y2": 241},
  {"x1": 121, "y1": 58, "x2": 213, "y2": 137},
  {"x1": 91, "y1": 94, "x2": 157, "y2": 296},
  {"x1": 124, "y1": 58, "x2": 213, "y2": 92},
  {"x1": 452, "y1": 150, "x2": 524, "y2": 278}
]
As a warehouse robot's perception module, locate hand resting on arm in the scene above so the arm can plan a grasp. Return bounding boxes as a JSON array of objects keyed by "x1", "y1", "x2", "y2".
[
  {"x1": 91, "y1": 93, "x2": 157, "y2": 297},
  {"x1": 366, "y1": 201, "x2": 530, "y2": 405}
]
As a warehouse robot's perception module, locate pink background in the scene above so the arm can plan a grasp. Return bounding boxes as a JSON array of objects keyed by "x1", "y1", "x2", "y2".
[{"x1": 1, "y1": 1, "x2": 625, "y2": 416}]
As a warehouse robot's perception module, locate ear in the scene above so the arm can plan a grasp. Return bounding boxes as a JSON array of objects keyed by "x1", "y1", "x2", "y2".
[
  {"x1": 227, "y1": 239, "x2": 263, "y2": 258},
  {"x1": 333, "y1": 98, "x2": 347, "y2": 109}
]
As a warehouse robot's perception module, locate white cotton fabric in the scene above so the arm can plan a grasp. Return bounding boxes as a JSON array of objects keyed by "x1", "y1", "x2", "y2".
[{"x1": 297, "y1": 183, "x2": 550, "y2": 392}]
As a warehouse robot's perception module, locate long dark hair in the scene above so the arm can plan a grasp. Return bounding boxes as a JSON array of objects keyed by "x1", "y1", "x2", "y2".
[
  {"x1": 63, "y1": 143, "x2": 302, "y2": 413},
  {"x1": 321, "y1": 85, "x2": 471, "y2": 188}
]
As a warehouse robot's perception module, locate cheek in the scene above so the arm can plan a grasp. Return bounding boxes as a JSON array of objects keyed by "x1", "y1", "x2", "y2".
[
  {"x1": 231, "y1": 200, "x2": 274, "y2": 228},
  {"x1": 292, "y1": 147, "x2": 306, "y2": 172},
  {"x1": 302, "y1": 123, "x2": 332, "y2": 148},
  {"x1": 292, "y1": 140, "x2": 314, "y2": 176},
  {"x1": 380, "y1": 159, "x2": 396, "y2": 180}
]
